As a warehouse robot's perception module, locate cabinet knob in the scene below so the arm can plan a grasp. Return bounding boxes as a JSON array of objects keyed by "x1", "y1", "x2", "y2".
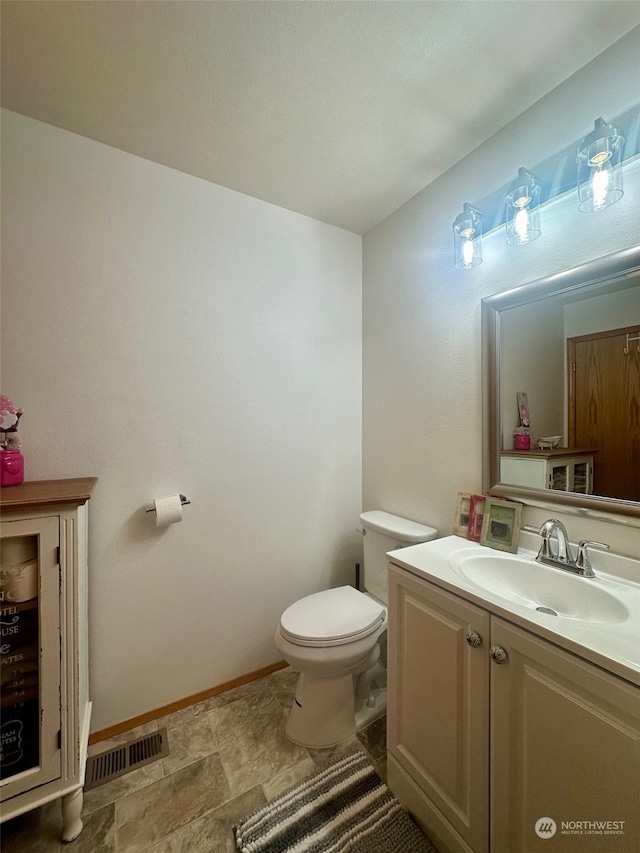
[
  {"x1": 490, "y1": 645, "x2": 509, "y2": 664},
  {"x1": 465, "y1": 629, "x2": 482, "y2": 648}
]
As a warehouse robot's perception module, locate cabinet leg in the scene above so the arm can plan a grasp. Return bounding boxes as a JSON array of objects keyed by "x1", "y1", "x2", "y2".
[{"x1": 61, "y1": 787, "x2": 83, "y2": 842}]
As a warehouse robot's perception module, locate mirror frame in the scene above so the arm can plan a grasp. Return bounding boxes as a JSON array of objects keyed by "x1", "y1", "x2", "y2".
[{"x1": 482, "y1": 244, "x2": 640, "y2": 522}]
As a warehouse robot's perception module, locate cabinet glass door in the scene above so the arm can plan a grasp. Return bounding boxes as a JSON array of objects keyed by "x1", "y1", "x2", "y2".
[
  {"x1": 550, "y1": 463, "x2": 568, "y2": 491},
  {"x1": 1, "y1": 534, "x2": 39, "y2": 777},
  {"x1": 1, "y1": 517, "x2": 60, "y2": 794},
  {"x1": 572, "y1": 461, "x2": 589, "y2": 494}
]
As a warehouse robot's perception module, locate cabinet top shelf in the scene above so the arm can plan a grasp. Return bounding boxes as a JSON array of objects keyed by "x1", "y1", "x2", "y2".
[
  {"x1": 0, "y1": 477, "x2": 98, "y2": 512},
  {"x1": 500, "y1": 448, "x2": 597, "y2": 459}
]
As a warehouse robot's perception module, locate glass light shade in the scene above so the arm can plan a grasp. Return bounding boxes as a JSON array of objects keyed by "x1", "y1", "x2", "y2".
[
  {"x1": 505, "y1": 168, "x2": 541, "y2": 245},
  {"x1": 577, "y1": 118, "x2": 624, "y2": 212},
  {"x1": 453, "y1": 204, "x2": 483, "y2": 269}
]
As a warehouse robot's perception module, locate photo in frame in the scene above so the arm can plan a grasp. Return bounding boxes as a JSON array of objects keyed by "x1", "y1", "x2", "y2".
[
  {"x1": 453, "y1": 492, "x2": 471, "y2": 536},
  {"x1": 517, "y1": 391, "x2": 530, "y2": 428},
  {"x1": 467, "y1": 494, "x2": 486, "y2": 542},
  {"x1": 480, "y1": 498, "x2": 522, "y2": 553}
]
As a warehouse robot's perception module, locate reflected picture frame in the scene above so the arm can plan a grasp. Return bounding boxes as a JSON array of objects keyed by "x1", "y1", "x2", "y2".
[
  {"x1": 480, "y1": 498, "x2": 522, "y2": 553},
  {"x1": 453, "y1": 492, "x2": 471, "y2": 536}
]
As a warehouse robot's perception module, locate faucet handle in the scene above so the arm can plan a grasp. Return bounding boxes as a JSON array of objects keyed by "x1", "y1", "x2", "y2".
[{"x1": 576, "y1": 540, "x2": 609, "y2": 576}]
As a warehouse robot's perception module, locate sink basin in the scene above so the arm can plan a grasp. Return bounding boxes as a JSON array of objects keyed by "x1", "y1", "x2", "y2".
[{"x1": 449, "y1": 552, "x2": 629, "y2": 624}]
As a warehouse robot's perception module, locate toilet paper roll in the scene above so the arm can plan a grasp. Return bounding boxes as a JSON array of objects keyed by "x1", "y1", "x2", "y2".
[{"x1": 154, "y1": 495, "x2": 183, "y2": 527}]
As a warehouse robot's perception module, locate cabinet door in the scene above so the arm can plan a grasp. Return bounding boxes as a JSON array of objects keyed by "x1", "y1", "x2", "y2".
[
  {"x1": 490, "y1": 618, "x2": 640, "y2": 853},
  {"x1": 388, "y1": 565, "x2": 490, "y2": 853},
  {"x1": 549, "y1": 461, "x2": 569, "y2": 491},
  {"x1": 1, "y1": 516, "x2": 61, "y2": 799},
  {"x1": 569, "y1": 458, "x2": 592, "y2": 494},
  {"x1": 500, "y1": 457, "x2": 547, "y2": 489}
]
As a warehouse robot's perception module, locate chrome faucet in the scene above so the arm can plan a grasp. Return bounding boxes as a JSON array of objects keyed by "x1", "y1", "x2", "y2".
[
  {"x1": 524, "y1": 519, "x2": 609, "y2": 578},
  {"x1": 541, "y1": 519, "x2": 571, "y2": 563}
]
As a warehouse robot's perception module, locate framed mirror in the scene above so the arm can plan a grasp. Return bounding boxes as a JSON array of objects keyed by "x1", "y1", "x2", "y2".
[{"x1": 482, "y1": 244, "x2": 640, "y2": 521}]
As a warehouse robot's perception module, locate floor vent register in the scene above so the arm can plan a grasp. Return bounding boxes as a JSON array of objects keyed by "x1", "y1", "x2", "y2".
[{"x1": 84, "y1": 727, "x2": 169, "y2": 790}]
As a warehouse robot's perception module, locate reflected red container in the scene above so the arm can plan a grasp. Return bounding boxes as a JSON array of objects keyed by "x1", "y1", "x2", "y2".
[
  {"x1": 0, "y1": 450, "x2": 25, "y2": 486},
  {"x1": 513, "y1": 432, "x2": 531, "y2": 450}
]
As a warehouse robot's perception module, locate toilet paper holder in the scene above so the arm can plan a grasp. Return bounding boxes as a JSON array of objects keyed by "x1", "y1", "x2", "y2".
[{"x1": 146, "y1": 494, "x2": 191, "y2": 514}]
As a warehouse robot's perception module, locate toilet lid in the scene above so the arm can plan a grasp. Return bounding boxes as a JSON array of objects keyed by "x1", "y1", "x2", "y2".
[{"x1": 280, "y1": 586, "x2": 386, "y2": 647}]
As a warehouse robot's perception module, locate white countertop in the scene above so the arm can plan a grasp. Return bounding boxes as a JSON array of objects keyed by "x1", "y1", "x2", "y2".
[{"x1": 387, "y1": 533, "x2": 640, "y2": 687}]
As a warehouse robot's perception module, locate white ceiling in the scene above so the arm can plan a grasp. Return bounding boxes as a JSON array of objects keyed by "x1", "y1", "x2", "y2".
[{"x1": 2, "y1": 1, "x2": 640, "y2": 234}]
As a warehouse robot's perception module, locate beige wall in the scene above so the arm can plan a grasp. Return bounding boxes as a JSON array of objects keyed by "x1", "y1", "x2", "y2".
[
  {"x1": 565, "y1": 284, "x2": 640, "y2": 339},
  {"x1": 362, "y1": 29, "x2": 640, "y2": 560},
  {"x1": 500, "y1": 300, "x2": 565, "y2": 447},
  {"x1": 1, "y1": 111, "x2": 363, "y2": 730}
]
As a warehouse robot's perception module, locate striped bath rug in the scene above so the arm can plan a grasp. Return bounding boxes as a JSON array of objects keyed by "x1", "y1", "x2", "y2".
[{"x1": 234, "y1": 750, "x2": 439, "y2": 852}]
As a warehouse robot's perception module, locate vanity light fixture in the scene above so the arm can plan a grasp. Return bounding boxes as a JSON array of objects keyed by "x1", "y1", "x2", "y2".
[
  {"x1": 577, "y1": 117, "x2": 624, "y2": 213},
  {"x1": 504, "y1": 168, "x2": 542, "y2": 245},
  {"x1": 453, "y1": 203, "x2": 484, "y2": 269}
]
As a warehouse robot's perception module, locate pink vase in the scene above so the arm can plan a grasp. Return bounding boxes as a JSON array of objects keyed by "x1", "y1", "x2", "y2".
[{"x1": 0, "y1": 449, "x2": 25, "y2": 486}]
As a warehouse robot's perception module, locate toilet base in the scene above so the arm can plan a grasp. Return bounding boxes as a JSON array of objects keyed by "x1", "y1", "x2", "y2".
[
  {"x1": 285, "y1": 675, "x2": 388, "y2": 749},
  {"x1": 286, "y1": 672, "x2": 355, "y2": 748}
]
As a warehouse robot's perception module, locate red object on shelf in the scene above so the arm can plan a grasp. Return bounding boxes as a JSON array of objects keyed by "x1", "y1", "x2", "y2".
[{"x1": 1, "y1": 449, "x2": 25, "y2": 486}]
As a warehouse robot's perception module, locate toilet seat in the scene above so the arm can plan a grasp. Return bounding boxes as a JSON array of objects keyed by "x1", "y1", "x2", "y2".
[{"x1": 279, "y1": 586, "x2": 386, "y2": 648}]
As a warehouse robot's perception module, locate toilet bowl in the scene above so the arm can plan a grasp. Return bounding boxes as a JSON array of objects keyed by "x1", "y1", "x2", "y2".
[
  {"x1": 275, "y1": 585, "x2": 387, "y2": 747},
  {"x1": 276, "y1": 511, "x2": 437, "y2": 748}
]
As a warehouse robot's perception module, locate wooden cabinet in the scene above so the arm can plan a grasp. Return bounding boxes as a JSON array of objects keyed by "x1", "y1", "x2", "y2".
[
  {"x1": 387, "y1": 564, "x2": 640, "y2": 853},
  {"x1": 500, "y1": 448, "x2": 595, "y2": 494},
  {"x1": 0, "y1": 478, "x2": 96, "y2": 841}
]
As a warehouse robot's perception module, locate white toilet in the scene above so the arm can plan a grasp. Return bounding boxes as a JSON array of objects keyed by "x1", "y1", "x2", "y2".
[{"x1": 275, "y1": 510, "x2": 437, "y2": 748}]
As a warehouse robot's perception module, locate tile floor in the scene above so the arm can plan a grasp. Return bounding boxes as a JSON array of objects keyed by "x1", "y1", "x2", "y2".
[{"x1": 2, "y1": 668, "x2": 388, "y2": 853}]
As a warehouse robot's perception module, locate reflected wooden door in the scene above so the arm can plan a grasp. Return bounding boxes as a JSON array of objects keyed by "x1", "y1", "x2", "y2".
[{"x1": 568, "y1": 326, "x2": 640, "y2": 500}]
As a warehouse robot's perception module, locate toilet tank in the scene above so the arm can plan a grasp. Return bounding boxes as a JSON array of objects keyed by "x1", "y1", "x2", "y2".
[{"x1": 359, "y1": 511, "x2": 437, "y2": 604}]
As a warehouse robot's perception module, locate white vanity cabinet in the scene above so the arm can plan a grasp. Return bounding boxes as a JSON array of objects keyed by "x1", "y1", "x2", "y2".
[
  {"x1": 499, "y1": 448, "x2": 595, "y2": 494},
  {"x1": 387, "y1": 563, "x2": 640, "y2": 853},
  {"x1": 0, "y1": 478, "x2": 97, "y2": 842},
  {"x1": 490, "y1": 619, "x2": 639, "y2": 853},
  {"x1": 387, "y1": 566, "x2": 490, "y2": 853}
]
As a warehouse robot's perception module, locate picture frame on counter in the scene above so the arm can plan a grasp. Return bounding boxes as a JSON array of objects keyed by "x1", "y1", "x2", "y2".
[
  {"x1": 453, "y1": 492, "x2": 471, "y2": 536},
  {"x1": 467, "y1": 494, "x2": 486, "y2": 542},
  {"x1": 479, "y1": 498, "x2": 522, "y2": 553}
]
